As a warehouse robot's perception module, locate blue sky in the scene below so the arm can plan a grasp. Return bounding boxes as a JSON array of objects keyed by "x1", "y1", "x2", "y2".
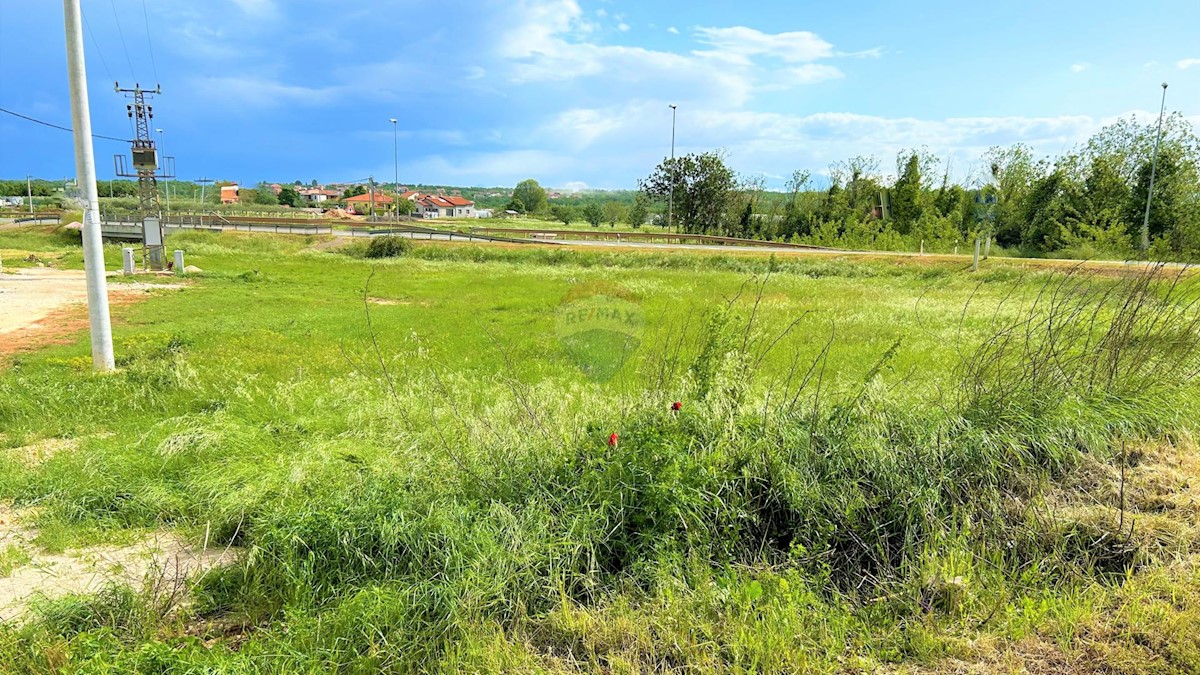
[{"x1": 1, "y1": 0, "x2": 1198, "y2": 190}]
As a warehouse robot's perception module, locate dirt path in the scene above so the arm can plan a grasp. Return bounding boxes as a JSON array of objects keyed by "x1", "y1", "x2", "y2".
[
  {"x1": 0, "y1": 268, "x2": 182, "y2": 360},
  {"x1": 0, "y1": 268, "x2": 89, "y2": 336},
  {"x1": 0, "y1": 504, "x2": 238, "y2": 622}
]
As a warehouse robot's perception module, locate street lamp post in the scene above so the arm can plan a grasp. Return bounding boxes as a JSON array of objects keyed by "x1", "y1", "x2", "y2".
[
  {"x1": 1141, "y1": 83, "x2": 1168, "y2": 256},
  {"x1": 156, "y1": 128, "x2": 170, "y2": 219},
  {"x1": 389, "y1": 118, "x2": 398, "y2": 221},
  {"x1": 668, "y1": 104, "x2": 677, "y2": 234}
]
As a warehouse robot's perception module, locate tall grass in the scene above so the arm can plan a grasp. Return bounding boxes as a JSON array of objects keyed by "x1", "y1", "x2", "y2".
[{"x1": 1, "y1": 258, "x2": 1198, "y2": 670}]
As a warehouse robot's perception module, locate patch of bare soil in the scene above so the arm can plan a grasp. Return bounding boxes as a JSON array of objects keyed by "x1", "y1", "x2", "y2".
[
  {"x1": 7, "y1": 437, "x2": 79, "y2": 468},
  {"x1": 884, "y1": 439, "x2": 1200, "y2": 673},
  {"x1": 0, "y1": 505, "x2": 238, "y2": 622},
  {"x1": 306, "y1": 236, "x2": 354, "y2": 252},
  {"x1": 366, "y1": 296, "x2": 430, "y2": 307},
  {"x1": 0, "y1": 268, "x2": 185, "y2": 361},
  {"x1": 883, "y1": 637, "x2": 1100, "y2": 674}
]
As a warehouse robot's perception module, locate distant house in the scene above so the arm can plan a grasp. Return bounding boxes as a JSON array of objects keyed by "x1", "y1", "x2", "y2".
[
  {"x1": 299, "y1": 188, "x2": 340, "y2": 204},
  {"x1": 220, "y1": 185, "x2": 240, "y2": 204},
  {"x1": 414, "y1": 194, "x2": 475, "y2": 219},
  {"x1": 269, "y1": 184, "x2": 283, "y2": 195},
  {"x1": 345, "y1": 192, "x2": 395, "y2": 215}
]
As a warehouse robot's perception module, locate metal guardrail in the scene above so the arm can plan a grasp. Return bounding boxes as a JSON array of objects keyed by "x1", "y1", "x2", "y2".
[
  {"x1": 468, "y1": 227, "x2": 832, "y2": 250},
  {"x1": 10, "y1": 215, "x2": 62, "y2": 225},
  {"x1": 101, "y1": 220, "x2": 333, "y2": 238},
  {"x1": 343, "y1": 225, "x2": 537, "y2": 245}
]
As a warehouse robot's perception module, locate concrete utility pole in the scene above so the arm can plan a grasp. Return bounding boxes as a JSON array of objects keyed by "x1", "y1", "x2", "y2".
[
  {"x1": 156, "y1": 128, "x2": 170, "y2": 218},
  {"x1": 1142, "y1": 83, "x2": 1169, "y2": 255},
  {"x1": 196, "y1": 177, "x2": 214, "y2": 207},
  {"x1": 63, "y1": 0, "x2": 114, "y2": 371},
  {"x1": 668, "y1": 104, "x2": 677, "y2": 234},
  {"x1": 390, "y1": 118, "x2": 398, "y2": 221},
  {"x1": 26, "y1": 175, "x2": 34, "y2": 215},
  {"x1": 368, "y1": 176, "x2": 376, "y2": 223}
]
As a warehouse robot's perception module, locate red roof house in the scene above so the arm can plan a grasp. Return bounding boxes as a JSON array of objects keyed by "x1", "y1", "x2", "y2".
[{"x1": 414, "y1": 194, "x2": 475, "y2": 219}]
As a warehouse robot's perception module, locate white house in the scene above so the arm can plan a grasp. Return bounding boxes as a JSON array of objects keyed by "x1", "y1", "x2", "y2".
[
  {"x1": 299, "y1": 188, "x2": 340, "y2": 204},
  {"x1": 414, "y1": 194, "x2": 475, "y2": 219}
]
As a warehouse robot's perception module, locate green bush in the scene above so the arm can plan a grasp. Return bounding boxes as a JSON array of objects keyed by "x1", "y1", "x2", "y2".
[{"x1": 364, "y1": 235, "x2": 411, "y2": 259}]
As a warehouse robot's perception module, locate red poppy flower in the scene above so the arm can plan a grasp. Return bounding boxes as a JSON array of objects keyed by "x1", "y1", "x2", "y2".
[
  {"x1": 671, "y1": 401, "x2": 683, "y2": 411},
  {"x1": 608, "y1": 432, "x2": 619, "y2": 447}
]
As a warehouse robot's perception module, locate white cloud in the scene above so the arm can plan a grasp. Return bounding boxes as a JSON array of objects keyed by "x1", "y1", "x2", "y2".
[
  {"x1": 777, "y1": 64, "x2": 844, "y2": 85},
  {"x1": 519, "y1": 100, "x2": 1200, "y2": 188},
  {"x1": 1070, "y1": 63, "x2": 1090, "y2": 73},
  {"x1": 189, "y1": 76, "x2": 340, "y2": 108},
  {"x1": 493, "y1": 2, "x2": 850, "y2": 106},
  {"x1": 667, "y1": 26, "x2": 679, "y2": 35},
  {"x1": 410, "y1": 150, "x2": 575, "y2": 183},
  {"x1": 617, "y1": 22, "x2": 630, "y2": 32},
  {"x1": 229, "y1": 0, "x2": 276, "y2": 17},
  {"x1": 692, "y1": 26, "x2": 834, "y2": 64},
  {"x1": 543, "y1": 108, "x2": 626, "y2": 149},
  {"x1": 838, "y1": 47, "x2": 884, "y2": 59},
  {"x1": 1178, "y1": 58, "x2": 1200, "y2": 70}
]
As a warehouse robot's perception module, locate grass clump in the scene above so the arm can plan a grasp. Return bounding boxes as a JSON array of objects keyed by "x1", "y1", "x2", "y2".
[{"x1": 365, "y1": 235, "x2": 412, "y2": 259}]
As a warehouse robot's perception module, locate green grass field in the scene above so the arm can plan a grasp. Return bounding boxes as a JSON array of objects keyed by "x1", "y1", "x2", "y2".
[{"x1": 2, "y1": 227, "x2": 1200, "y2": 672}]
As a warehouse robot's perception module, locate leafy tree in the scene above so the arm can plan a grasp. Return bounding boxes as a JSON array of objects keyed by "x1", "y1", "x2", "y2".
[
  {"x1": 1128, "y1": 146, "x2": 1198, "y2": 246},
  {"x1": 639, "y1": 151, "x2": 736, "y2": 234},
  {"x1": 513, "y1": 179, "x2": 548, "y2": 214},
  {"x1": 891, "y1": 152, "x2": 925, "y2": 234},
  {"x1": 983, "y1": 144, "x2": 1044, "y2": 247},
  {"x1": 627, "y1": 194, "x2": 649, "y2": 228},
  {"x1": 343, "y1": 185, "x2": 367, "y2": 199},
  {"x1": 0, "y1": 180, "x2": 51, "y2": 197},
  {"x1": 1020, "y1": 170, "x2": 1068, "y2": 250},
  {"x1": 581, "y1": 202, "x2": 604, "y2": 227},
  {"x1": 816, "y1": 178, "x2": 851, "y2": 228},
  {"x1": 505, "y1": 197, "x2": 526, "y2": 214},
  {"x1": 780, "y1": 170, "x2": 818, "y2": 239},
  {"x1": 603, "y1": 201, "x2": 626, "y2": 227},
  {"x1": 1082, "y1": 154, "x2": 1131, "y2": 219},
  {"x1": 836, "y1": 155, "x2": 882, "y2": 216},
  {"x1": 251, "y1": 187, "x2": 278, "y2": 206},
  {"x1": 736, "y1": 200, "x2": 754, "y2": 239},
  {"x1": 278, "y1": 186, "x2": 303, "y2": 208},
  {"x1": 551, "y1": 204, "x2": 576, "y2": 226}
]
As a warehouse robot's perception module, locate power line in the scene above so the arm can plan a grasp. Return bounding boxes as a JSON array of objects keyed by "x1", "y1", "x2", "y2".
[
  {"x1": 81, "y1": 9, "x2": 115, "y2": 85},
  {"x1": 140, "y1": 0, "x2": 159, "y2": 84},
  {"x1": 0, "y1": 107, "x2": 126, "y2": 143},
  {"x1": 109, "y1": 0, "x2": 137, "y2": 82}
]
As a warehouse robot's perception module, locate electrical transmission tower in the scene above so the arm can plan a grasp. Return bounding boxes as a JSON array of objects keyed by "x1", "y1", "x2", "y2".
[{"x1": 113, "y1": 83, "x2": 173, "y2": 270}]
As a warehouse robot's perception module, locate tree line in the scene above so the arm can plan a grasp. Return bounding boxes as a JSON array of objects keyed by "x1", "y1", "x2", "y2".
[{"x1": 636, "y1": 114, "x2": 1200, "y2": 259}]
